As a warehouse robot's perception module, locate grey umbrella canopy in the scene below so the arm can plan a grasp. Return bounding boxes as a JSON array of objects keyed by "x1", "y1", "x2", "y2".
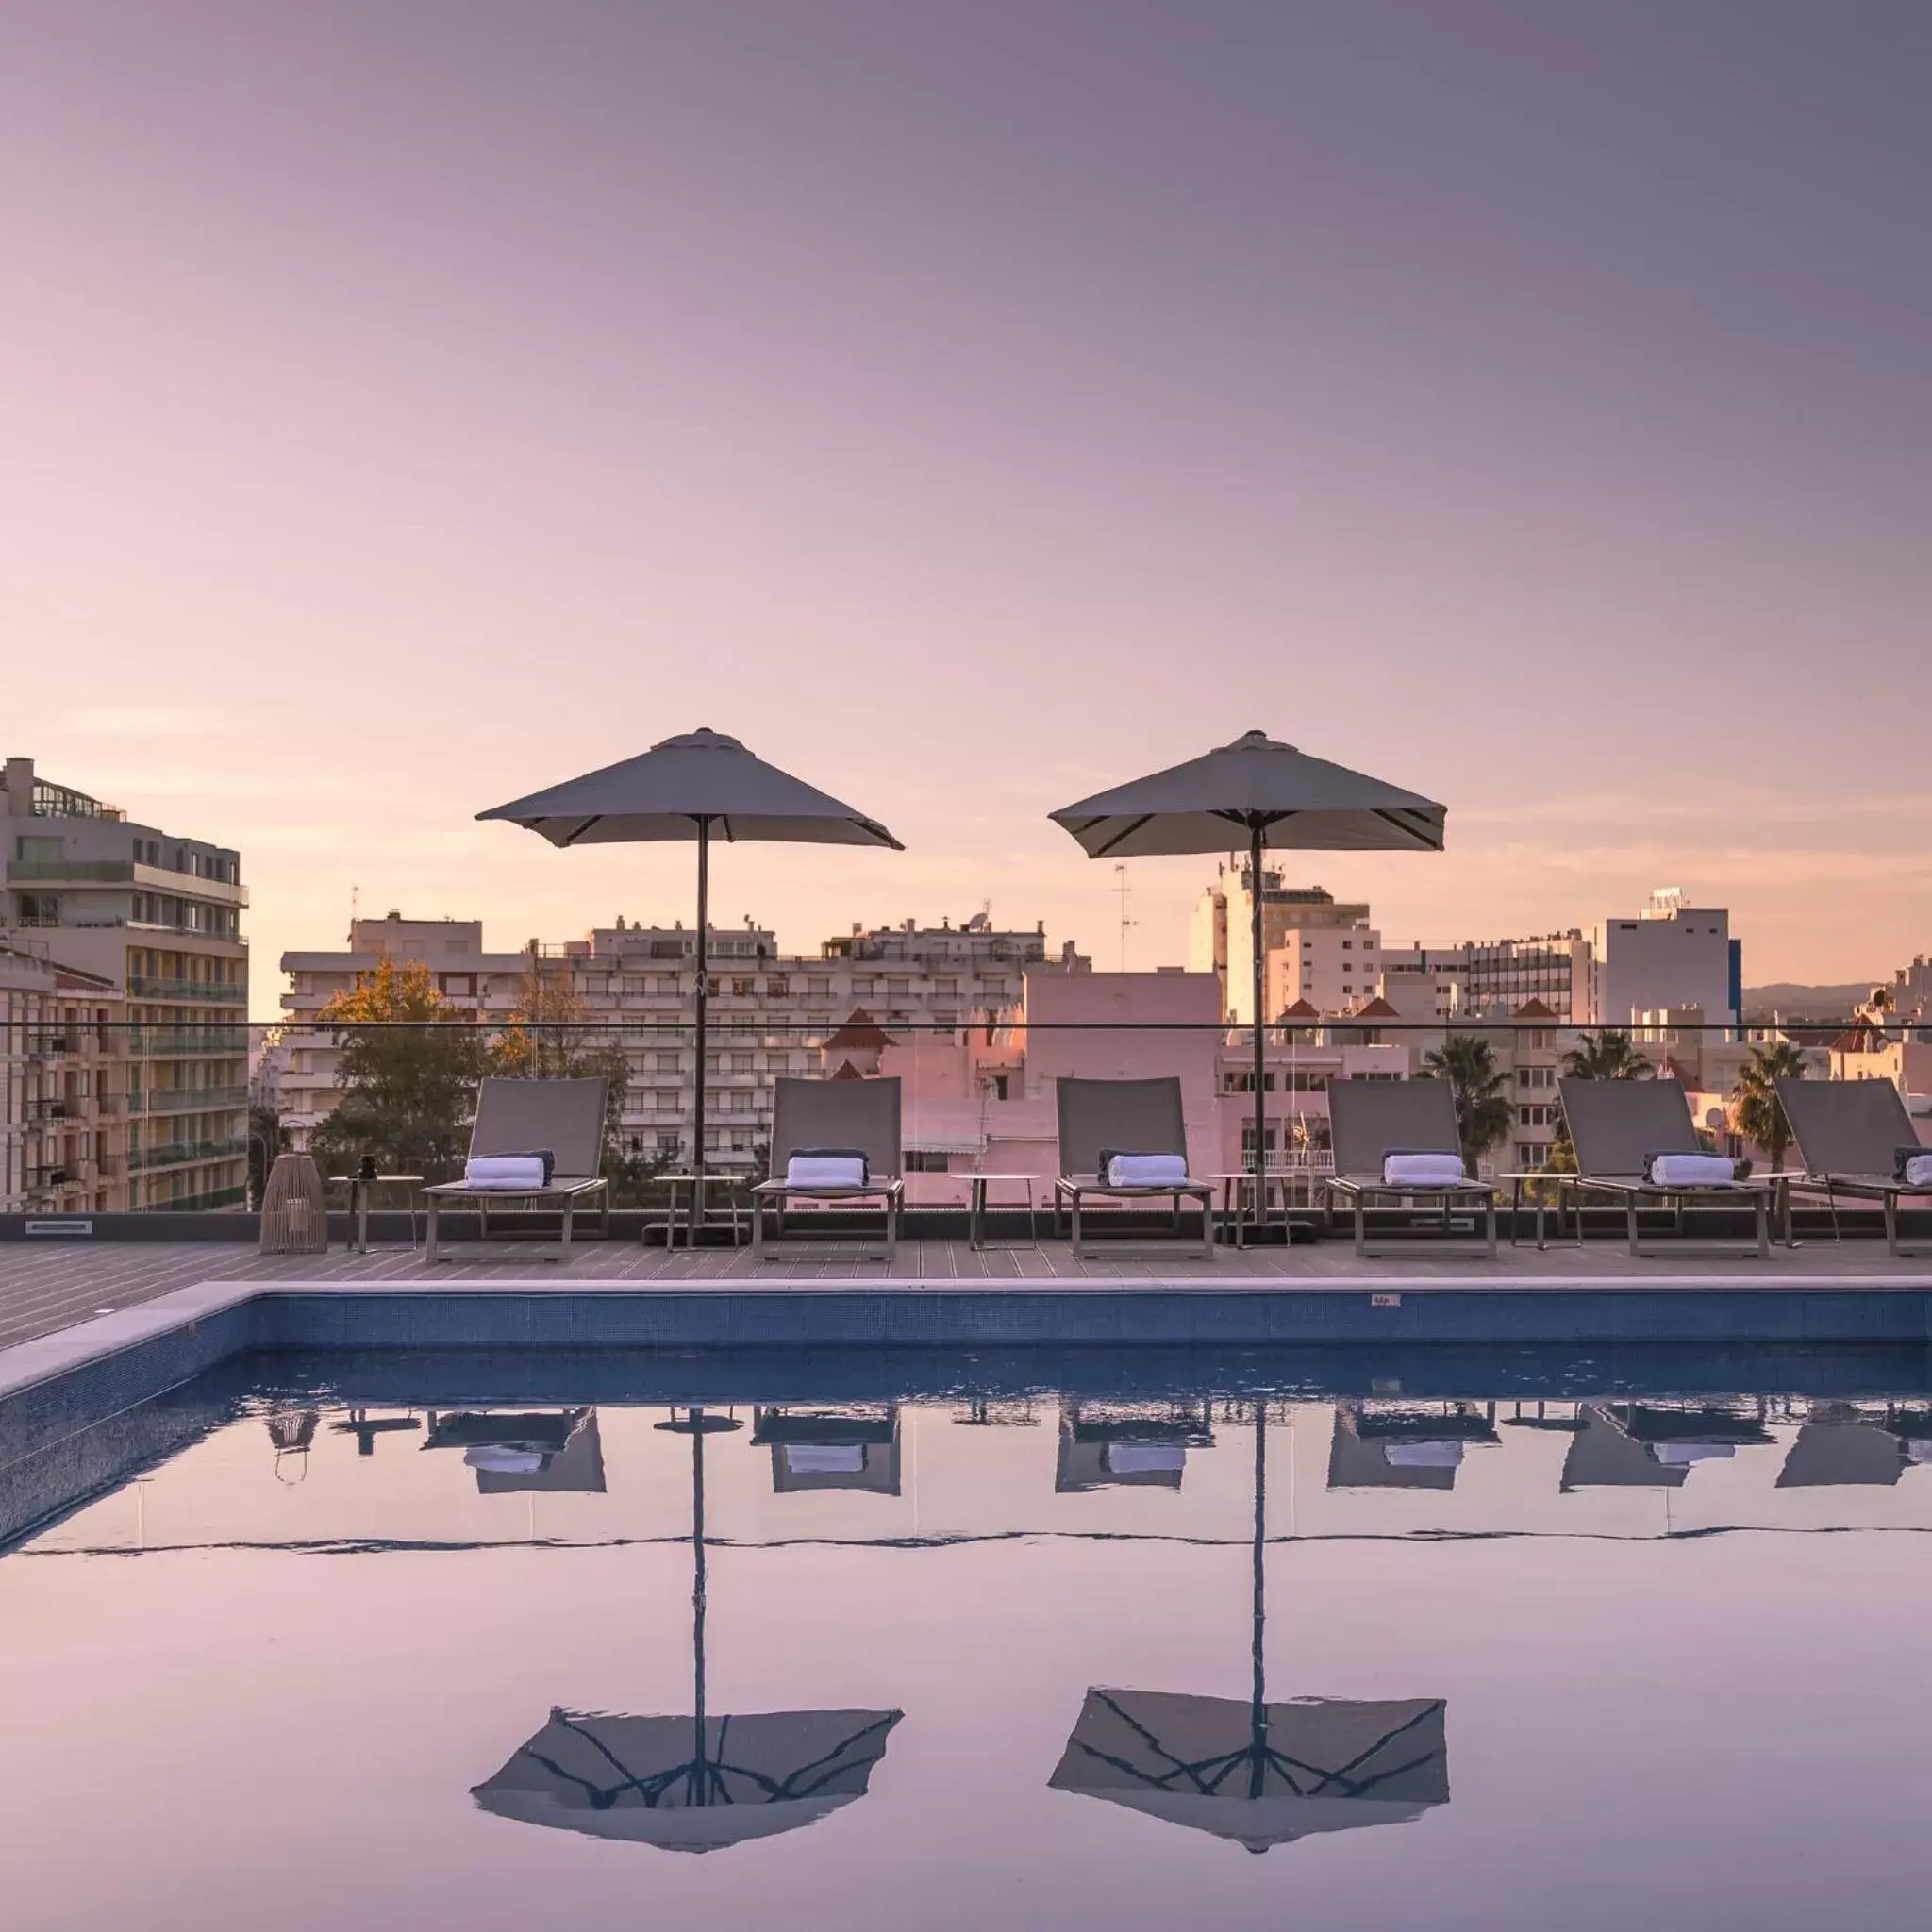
[
  {"x1": 1050, "y1": 732, "x2": 1445, "y2": 1231},
  {"x1": 480, "y1": 730, "x2": 903, "y2": 1229}
]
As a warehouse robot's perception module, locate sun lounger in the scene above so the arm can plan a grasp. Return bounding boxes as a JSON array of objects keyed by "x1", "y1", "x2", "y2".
[
  {"x1": 1052, "y1": 1076, "x2": 1216, "y2": 1259},
  {"x1": 750, "y1": 1077, "x2": 905, "y2": 1265},
  {"x1": 421, "y1": 1076, "x2": 610, "y2": 1261},
  {"x1": 1549, "y1": 1077, "x2": 1775, "y2": 1257},
  {"x1": 1776, "y1": 1076, "x2": 1929, "y2": 1257},
  {"x1": 1322, "y1": 1078, "x2": 1496, "y2": 1257}
]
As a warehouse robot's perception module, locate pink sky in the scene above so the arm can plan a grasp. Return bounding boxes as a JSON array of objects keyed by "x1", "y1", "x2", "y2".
[{"x1": 4, "y1": 3, "x2": 1927, "y2": 1014}]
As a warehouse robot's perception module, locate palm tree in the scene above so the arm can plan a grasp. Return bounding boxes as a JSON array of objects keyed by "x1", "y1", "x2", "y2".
[
  {"x1": 1731, "y1": 1041, "x2": 1807, "y2": 1174},
  {"x1": 1421, "y1": 1035, "x2": 1515, "y2": 1174},
  {"x1": 1561, "y1": 1029, "x2": 1652, "y2": 1082}
]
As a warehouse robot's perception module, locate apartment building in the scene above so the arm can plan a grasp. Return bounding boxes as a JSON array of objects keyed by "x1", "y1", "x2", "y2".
[
  {"x1": 1192, "y1": 868, "x2": 1378, "y2": 1021},
  {"x1": 1588, "y1": 889, "x2": 1740, "y2": 1030},
  {"x1": 280, "y1": 909, "x2": 1088, "y2": 1173},
  {"x1": 1, "y1": 757, "x2": 247, "y2": 1210}
]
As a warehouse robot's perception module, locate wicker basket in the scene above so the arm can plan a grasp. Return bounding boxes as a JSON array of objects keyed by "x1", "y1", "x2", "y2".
[{"x1": 259, "y1": 1151, "x2": 327, "y2": 1255}]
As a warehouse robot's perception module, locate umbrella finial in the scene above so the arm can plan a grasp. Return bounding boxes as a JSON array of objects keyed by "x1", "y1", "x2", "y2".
[{"x1": 1224, "y1": 727, "x2": 1295, "y2": 752}]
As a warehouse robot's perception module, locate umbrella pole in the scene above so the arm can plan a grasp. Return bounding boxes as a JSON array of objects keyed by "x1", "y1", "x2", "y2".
[
  {"x1": 691, "y1": 1411, "x2": 709, "y2": 1799},
  {"x1": 691, "y1": 816, "x2": 711, "y2": 1242},
  {"x1": 1249, "y1": 821, "x2": 1268, "y2": 1236},
  {"x1": 1250, "y1": 1401, "x2": 1268, "y2": 1798}
]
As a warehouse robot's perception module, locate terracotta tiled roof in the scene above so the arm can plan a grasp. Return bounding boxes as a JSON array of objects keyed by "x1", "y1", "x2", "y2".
[
  {"x1": 1351, "y1": 996, "x2": 1399, "y2": 1019},
  {"x1": 824, "y1": 1007, "x2": 891, "y2": 1051},
  {"x1": 1513, "y1": 997, "x2": 1557, "y2": 1020},
  {"x1": 829, "y1": 1059, "x2": 867, "y2": 1082},
  {"x1": 1278, "y1": 998, "x2": 1321, "y2": 1019}
]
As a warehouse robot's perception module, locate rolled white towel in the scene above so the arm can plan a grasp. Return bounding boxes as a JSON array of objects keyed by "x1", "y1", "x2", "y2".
[
  {"x1": 785, "y1": 1443, "x2": 867, "y2": 1474},
  {"x1": 1652, "y1": 1441, "x2": 1735, "y2": 1466},
  {"x1": 1894, "y1": 1148, "x2": 1932, "y2": 1187},
  {"x1": 1645, "y1": 1152, "x2": 1736, "y2": 1187},
  {"x1": 464, "y1": 1154, "x2": 552, "y2": 1191},
  {"x1": 1383, "y1": 1440, "x2": 1464, "y2": 1469},
  {"x1": 464, "y1": 1446, "x2": 547, "y2": 1474},
  {"x1": 1383, "y1": 1152, "x2": 1467, "y2": 1187},
  {"x1": 787, "y1": 1152, "x2": 868, "y2": 1188},
  {"x1": 1101, "y1": 1152, "x2": 1189, "y2": 1188},
  {"x1": 1104, "y1": 1441, "x2": 1187, "y2": 1474}
]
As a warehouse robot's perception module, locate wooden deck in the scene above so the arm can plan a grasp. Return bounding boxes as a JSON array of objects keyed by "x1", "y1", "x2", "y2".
[{"x1": 2, "y1": 1227, "x2": 1928, "y2": 1353}]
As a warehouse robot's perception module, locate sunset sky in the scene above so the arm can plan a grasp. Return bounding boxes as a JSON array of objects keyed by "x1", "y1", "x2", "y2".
[{"x1": 5, "y1": 2, "x2": 1928, "y2": 1015}]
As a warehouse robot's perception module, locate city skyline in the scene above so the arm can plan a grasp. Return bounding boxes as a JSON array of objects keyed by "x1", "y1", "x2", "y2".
[{"x1": 7, "y1": 3, "x2": 1929, "y2": 993}]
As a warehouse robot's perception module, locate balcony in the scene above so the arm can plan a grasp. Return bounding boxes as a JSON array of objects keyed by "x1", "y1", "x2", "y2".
[
  {"x1": 127, "y1": 1136, "x2": 248, "y2": 1173},
  {"x1": 128, "y1": 976, "x2": 248, "y2": 1003},
  {"x1": 7, "y1": 858, "x2": 133, "y2": 883},
  {"x1": 144, "y1": 1086, "x2": 248, "y2": 1115},
  {"x1": 126, "y1": 1025, "x2": 249, "y2": 1055}
]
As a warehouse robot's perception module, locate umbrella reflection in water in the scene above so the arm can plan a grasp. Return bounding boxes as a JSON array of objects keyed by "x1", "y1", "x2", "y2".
[
  {"x1": 473, "y1": 1406, "x2": 901, "y2": 1850},
  {"x1": 1051, "y1": 1405, "x2": 1448, "y2": 1850}
]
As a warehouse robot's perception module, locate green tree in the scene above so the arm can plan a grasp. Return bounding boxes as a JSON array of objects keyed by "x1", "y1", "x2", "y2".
[
  {"x1": 1561, "y1": 1029, "x2": 1653, "y2": 1082},
  {"x1": 1730, "y1": 1041, "x2": 1808, "y2": 1174},
  {"x1": 1420, "y1": 1034, "x2": 1515, "y2": 1173},
  {"x1": 310, "y1": 959, "x2": 486, "y2": 1183}
]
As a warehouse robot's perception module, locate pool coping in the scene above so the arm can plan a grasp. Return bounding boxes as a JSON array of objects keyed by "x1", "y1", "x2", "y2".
[{"x1": 5, "y1": 1267, "x2": 1932, "y2": 1410}]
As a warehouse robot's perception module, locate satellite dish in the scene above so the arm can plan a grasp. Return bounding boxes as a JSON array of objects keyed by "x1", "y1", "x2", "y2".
[{"x1": 1705, "y1": 1107, "x2": 1727, "y2": 1131}]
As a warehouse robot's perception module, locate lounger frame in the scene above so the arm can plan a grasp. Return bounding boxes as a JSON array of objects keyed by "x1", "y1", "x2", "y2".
[
  {"x1": 420, "y1": 1076, "x2": 610, "y2": 1262},
  {"x1": 1320, "y1": 1078, "x2": 1497, "y2": 1259},
  {"x1": 1051, "y1": 1076, "x2": 1216, "y2": 1260},
  {"x1": 1775, "y1": 1075, "x2": 1929, "y2": 1258},
  {"x1": 1535, "y1": 1077, "x2": 1778, "y2": 1259},
  {"x1": 750, "y1": 1076, "x2": 906, "y2": 1266}
]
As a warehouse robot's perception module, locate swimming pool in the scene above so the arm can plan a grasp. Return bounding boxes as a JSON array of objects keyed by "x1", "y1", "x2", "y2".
[{"x1": 5, "y1": 1346, "x2": 1932, "y2": 1927}]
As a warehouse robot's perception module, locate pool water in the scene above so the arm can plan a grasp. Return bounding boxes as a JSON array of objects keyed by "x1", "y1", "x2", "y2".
[{"x1": 6, "y1": 1351, "x2": 1932, "y2": 1928}]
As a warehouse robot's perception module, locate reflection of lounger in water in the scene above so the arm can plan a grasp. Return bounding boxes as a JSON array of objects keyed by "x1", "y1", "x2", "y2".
[
  {"x1": 423, "y1": 1409, "x2": 606, "y2": 1493},
  {"x1": 1776, "y1": 1406, "x2": 1907, "y2": 1488},
  {"x1": 753, "y1": 1406, "x2": 901, "y2": 1494},
  {"x1": 1056, "y1": 1399, "x2": 1213, "y2": 1492},
  {"x1": 1327, "y1": 1404, "x2": 1497, "y2": 1491},
  {"x1": 1559, "y1": 1403, "x2": 1766, "y2": 1491}
]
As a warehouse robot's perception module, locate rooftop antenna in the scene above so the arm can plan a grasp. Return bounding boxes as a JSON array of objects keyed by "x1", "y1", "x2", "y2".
[
  {"x1": 348, "y1": 882, "x2": 359, "y2": 943},
  {"x1": 1113, "y1": 863, "x2": 1137, "y2": 973}
]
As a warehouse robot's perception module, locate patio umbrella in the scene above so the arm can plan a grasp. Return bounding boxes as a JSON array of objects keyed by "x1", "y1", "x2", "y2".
[
  {"x1": 1050, "y1": 731, "x2": 1445, "y2": 1232},
  {"x1": 480, "y1": 729, "x2": 903, "y2": 1232},
  {"x1": 473, "y1": 1406, "x2": 901, "y2": 1851},
  {"x1": 1049, "y1": 1407, "x2": 1448, "y2": 1850}
]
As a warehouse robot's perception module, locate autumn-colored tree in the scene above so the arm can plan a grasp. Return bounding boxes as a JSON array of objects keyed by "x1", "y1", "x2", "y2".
[
  {"x1": 490, "y1": 954, "x2": 672, "y2": 1205},
  {"x1": 310, "y1": 958, "x2": 485, "y2": 1182}
]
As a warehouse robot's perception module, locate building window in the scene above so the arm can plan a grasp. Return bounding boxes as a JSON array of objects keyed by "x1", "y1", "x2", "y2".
[{"x1": 905, "y1": 1149, "x2": 950, "y2": 1173}]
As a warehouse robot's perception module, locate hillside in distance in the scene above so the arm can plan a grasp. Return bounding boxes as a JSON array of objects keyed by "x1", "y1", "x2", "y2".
[{"x1": 1741, "y1": 982, "x2": 1876, "y2": 1020}]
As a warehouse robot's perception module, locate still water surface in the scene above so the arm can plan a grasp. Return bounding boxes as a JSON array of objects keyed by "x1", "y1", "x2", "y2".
[{"x1": 5, "y1": 1351, "x2": 1932, "y2": 1928}]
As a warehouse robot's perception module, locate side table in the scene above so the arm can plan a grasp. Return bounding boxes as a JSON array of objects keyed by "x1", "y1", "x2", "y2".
[
  {"x1": 327, "y1": 1174, "x2": 425, "y2": 1255},
  {"x1": 966, "y1": 1174, "x2": 1042, "y2": 1252}
]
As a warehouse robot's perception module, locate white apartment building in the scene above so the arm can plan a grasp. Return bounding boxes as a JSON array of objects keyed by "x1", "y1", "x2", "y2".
[
  {"x1": 1191, "y1": 869, "x2": 1379, "y2": 1020},
  {"x1": 2, "y1": 757, "x2": 248, "y2": 1210},
  {"x1": 1588, "y1": 889, "x2": 1739, "y2": 1031},
  {"x1": 280, "y1": 909, "x2": 1088, "y2": 1173}
]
